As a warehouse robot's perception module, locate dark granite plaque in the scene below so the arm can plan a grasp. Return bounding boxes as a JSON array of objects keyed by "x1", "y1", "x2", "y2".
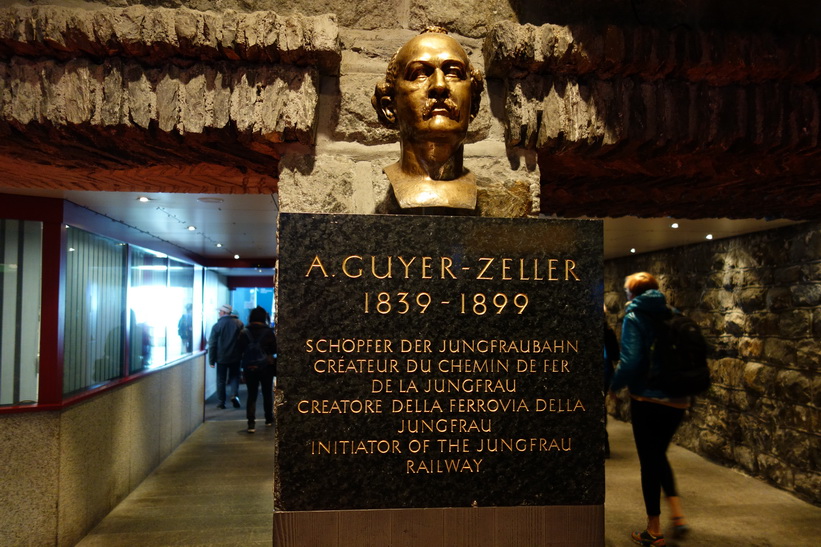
[{"x1": 275, "y1": 213, "x2": 604, "y2": 512}]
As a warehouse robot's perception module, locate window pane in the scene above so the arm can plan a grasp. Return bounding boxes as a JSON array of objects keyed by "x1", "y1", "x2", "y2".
[
  {"x1": 0, "y1": 219, "x2": 42, "y2": 405},
  {"x1": 128, "y1": 247, "x2": 169, "y2": 371},
  {"x1": 64, "y1": 228, "x2": 126, "y2": 395},
  {"x1": 168, "y1": 259, "x2": 195, "y2": 361}
]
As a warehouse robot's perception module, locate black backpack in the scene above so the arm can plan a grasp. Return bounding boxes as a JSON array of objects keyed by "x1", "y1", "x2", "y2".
[
  {"x1": 241, "y1": 329, "x2": 273, "y2": 371},
  {"x1": 640, "y1": 309, "x2": 712, "y2": 397}
]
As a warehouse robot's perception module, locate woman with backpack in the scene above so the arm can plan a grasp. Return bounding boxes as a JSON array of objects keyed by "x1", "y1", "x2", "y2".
[
  {"x1": 238, "y1": 306, "x2": 277, "y2": 433},
  {"x1": 609, "y1": 272, "x2": 690, "y2": 547}
]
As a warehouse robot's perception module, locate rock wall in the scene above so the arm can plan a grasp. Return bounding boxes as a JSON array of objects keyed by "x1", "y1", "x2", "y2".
[{"x1": 605, "y1": 221, "x2": 821, "y2": 505}]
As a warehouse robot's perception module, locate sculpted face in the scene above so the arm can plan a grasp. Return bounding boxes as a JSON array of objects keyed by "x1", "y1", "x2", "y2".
[{"x1": 392, "y1": 33, "x2": 473, "y2": 143}]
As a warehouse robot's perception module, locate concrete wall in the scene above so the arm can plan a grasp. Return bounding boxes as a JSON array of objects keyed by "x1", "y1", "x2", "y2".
[
  {"x1": 605, "y1": 221, "x2": 821, "y2": 506},
  {"x1": 0, "y1": 354, "x2": 205, "y2": 546}
]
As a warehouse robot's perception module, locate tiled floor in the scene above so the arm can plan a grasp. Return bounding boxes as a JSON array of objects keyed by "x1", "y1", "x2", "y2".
[{"x1": 78, "y1": 392, "x2": 821, "y2": 546}]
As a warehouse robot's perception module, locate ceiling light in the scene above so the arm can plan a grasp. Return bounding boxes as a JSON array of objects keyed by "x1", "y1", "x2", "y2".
[
  {"x1": 630, "y1": 248, "x2": 636, "y2": 254},
  {"x1": 671, "y1": 223, "x2": 679, "y2": 229},
  {"x1": 187, "y1": 225, "x2": 196, "y2": 231},
  {"x1": 197, "y1": 197, "x2": 224, "y2": 204},
  {"x1": 68, "y1": 247, "x2": 76, "y2": 252},
  {"x1": 137, "y1": 196, "x2": 151, "y2": 203},
  {"x1": 234, "y1": 254, "x2": 240, "y2": 259},
  {"x1": 215, "y1": 243, "x2": 222, "y2": 248},
  {"x1": 706, "y1": 234, "x2": 713, "y2": 240}
]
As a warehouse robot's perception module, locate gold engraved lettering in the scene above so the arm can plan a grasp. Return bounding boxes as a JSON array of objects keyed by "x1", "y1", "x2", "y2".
[
  {"x1": 447, "y1": 398, "x2": 529, "y2": 413},
  {"x1": 392, "y1": 399, "x2": 443, "y2": 413},
  {"x1": 396, "y1": 418, "x2": 492, "y2": 434},
  {"x1": 406, "y1": 458, "x2": 484, "y2": 474},
  {"x1": 371, "y1": 256, "x2": 393, "y2": 279},
  {"x1": 421, "y1": 256, "x2": 433, "y2": 279},
  {"x1": 566, "y1": 259, "x2": 580, "y2": 281},
  {"x1": 306, "y1": 255, "x2": 329, "y2": 277},
  {"x1": 535, "y1": 398, "x2": 586, "y2": 412},
  {"x1": 400, "y1": 339, "x2": 432, "y2": 353},
  {"x1": 436, "y1": 438, "x2": 470, "y2": 452},
  {"x1": 398, "y1": 256, "x2": 416, "y2": 278},
  {"x1": 547, "y1": 258, "x2": 558, "y2": 281},
  {"x1": 518, "y1": 258, "x2": 531, "y2": 280},
  {"x1": 297, "y1": 399, "x2": 383, "y2": 414},
  {"x1": 406, "y1": 359, "x2": 432, "y2": 373},
  {"x1": 305, "y1": 338, "x2": 394, "y2": 353},
  {"x1": 314, "y1": 358, "x2": 400, "y2": 374},
  {"x1": 475, "y1": 437, "x2": 572, "y2": 452},
  {"x1": 423, "y1": 378, "x2": 516, "y2": 393},
  {"x1": 501, "y1": 258, "x2": 513, "y2": 280},
  {"x1": 312, "y1": 439, "x2": 401, "y2": 455},
  {"x1": 341, "y1": 255, "x2": 363, "y2": 278},
  {"x1": 476, "y1": 258, "x2": 494, "y2": 280},
  {"x1": 441, "y1": 256, "x2": 457, "y2": 279}
]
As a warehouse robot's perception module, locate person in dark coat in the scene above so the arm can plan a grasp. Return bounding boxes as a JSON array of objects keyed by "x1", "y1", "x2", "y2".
[
  {"x1": 208, "y1": 304, "x2": 243, "y2": 409},
  {"x1": 237, "y1": 306, "x2": 277, "y2": 433},
  {"x1": 609, "y1": 272, "x2": 690, "y2": 547}
]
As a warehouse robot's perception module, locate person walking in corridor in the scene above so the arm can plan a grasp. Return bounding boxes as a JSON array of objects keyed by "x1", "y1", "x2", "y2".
[
  {"x1": 208, "y1": 304, "x2": 243, "y2": 409},
  {"x1": 238, "y1": 306, "x2": 277, "y2": 433},
  {"x1": 609, "y1": 272, "x2": 690, "y2": 547}
]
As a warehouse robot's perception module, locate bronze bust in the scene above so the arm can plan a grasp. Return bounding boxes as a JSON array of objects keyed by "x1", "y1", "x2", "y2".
[{"x1": 372, "y1": 28, "x2": 484, "y2": 211}]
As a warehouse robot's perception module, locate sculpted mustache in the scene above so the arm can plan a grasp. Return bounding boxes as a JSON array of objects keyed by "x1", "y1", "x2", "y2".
[{"x1": 422, "y1": 99, "x2": 459, "y2": 119}]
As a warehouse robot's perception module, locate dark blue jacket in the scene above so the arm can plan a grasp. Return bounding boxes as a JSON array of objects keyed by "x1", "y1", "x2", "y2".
[
  {"x1": 208, "y1": 314, "x2": 243, "y2": 366},
  {"x1": 610, "y1": 289, "x2": 674, "y2": 399}
]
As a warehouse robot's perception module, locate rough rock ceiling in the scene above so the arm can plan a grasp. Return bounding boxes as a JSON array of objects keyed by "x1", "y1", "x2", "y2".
[{"x1": 0, "y1": 7, "x2": 819, "y2": 219}]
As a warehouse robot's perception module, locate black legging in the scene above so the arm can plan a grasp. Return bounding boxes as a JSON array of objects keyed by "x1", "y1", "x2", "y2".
[{"x1": 630, "y1": 398, "x2": 686, "y2": 516}]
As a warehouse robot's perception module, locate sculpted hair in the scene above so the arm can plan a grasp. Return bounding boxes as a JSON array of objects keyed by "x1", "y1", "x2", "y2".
[
  {"x1": 372, "y1": 27, "x2": 484, "y2": 129},
  {"x1": 624, "y1": 272, "x2": 659, "y2": 296}
]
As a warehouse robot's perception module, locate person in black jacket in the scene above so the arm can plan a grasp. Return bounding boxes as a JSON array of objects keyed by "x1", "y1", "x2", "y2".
[
  {"x1": 208, "y1": 305, "x2": 243, "y2": 409},
  {"x1": 238, "y1": 306, "x2": 277, "y2": 433}
]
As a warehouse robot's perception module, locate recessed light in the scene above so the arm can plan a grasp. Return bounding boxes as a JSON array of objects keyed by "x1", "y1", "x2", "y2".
[
  {"x1": 671, "y1": 223, "x2": 679, "y2": 229},
  {"x1": 234, "y1": 254, "x2": 240, "y2": 259},
  {"x1": 215, "y1": 243, "x2": 222, "y2": 248},
  {"x1": 137, "y1": 196, "x2": 151, "y2": 203},
  {"x1": 197, "y1": 197, "x2": 224, "y2": 204},
  {"x1": 68, "y1": 247, "x2": 76, "y2": 252},
  {"x1": 630, "y1": 248, "x2": 636, "y2": 254},
  {"x1": 706, "y1": 234, "x2": 713, "y2": 240},
  {"x1": 187, "y1": 225, "x2": 196, "y2": 231}
]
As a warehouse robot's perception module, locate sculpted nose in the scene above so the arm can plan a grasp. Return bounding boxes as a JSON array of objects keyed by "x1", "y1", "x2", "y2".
[{"x1": 428, "y1": 68, "x2": 448, "y2": 97}]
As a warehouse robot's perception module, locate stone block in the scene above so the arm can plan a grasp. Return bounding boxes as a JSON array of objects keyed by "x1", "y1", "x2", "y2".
[
  {"x1": 737, "y1": 337, "x2": 764, "y2": 360},
  {"x1": 742, "y1": 362, "x2": 771, "y2": 394},
  {"x1": 733, "y1": 445, "x2": 757, "y2": 474},
  {"x1": 410, "y1": 0, "x2": 518, "y2": 39},
  {"x1": 763, "y1": 338, "x2": 796, "y2": 367},
  {"x1": 777, "y1": 309, "x2": 811, "y2": 338},
  {"x1": 736, "y1": 287, "x2": 767, "y2": 313},
  {"x1": 790, "y1": 283, "x2": 821, "y2": 307},
  {"x1": 766, "y1": 286, "x2": 793, "y2": 311},
  {"x1": 756, "y1": 453, "x2": 794, "y2": 490},
  {"x1": 794, "y1": 472, "x2": 821, "y2": 505}
]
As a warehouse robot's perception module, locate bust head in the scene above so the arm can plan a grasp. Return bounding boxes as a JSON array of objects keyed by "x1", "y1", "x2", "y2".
[{"x1": 373, "y1": 28, "x2": 484, "y2": 210}]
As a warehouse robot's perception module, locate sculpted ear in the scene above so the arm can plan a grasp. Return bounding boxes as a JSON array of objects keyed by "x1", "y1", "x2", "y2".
[{"x1": 379, "y1": 96, "x2": 396, "y2": 125}]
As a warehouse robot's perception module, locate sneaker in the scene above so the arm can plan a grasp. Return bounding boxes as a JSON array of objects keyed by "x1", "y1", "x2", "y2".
[
  {"x1": 247, "y1": 427, "x2": 256, "y2": 433},
  {"x1": 216, "y1": 403, "x2": 226, "y2": 409},
  {"x1": 265, "y1": 421, "x2": 273, "y2": 427},
  {"x1": 231, "y1": 397, "x2": 241, "y2": 408},
  {"x1": 671, "y1": 517, "x2": 690, "y2": 539},
  {"x1": 631, "y1": 530, "x2": 665, "y2": 546}
]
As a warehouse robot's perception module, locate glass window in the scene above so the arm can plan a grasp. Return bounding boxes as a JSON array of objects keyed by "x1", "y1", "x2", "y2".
[
  {"x1": 168, "y1": 258, "x2": 195, "y2": 361},
  {"x1": 64, "y1": 228, "x2": 126, "y2": 395},
  {"x1": 128, "y1": 247, "x2": 169, "y2": 372},
  {"x1": 0, "y1": 219, "x2": 42, "y2": 406}
]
